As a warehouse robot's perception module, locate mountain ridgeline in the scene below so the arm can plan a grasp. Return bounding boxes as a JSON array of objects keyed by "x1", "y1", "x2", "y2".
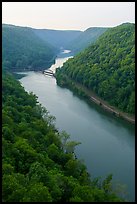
[
  {"x1": 56, "y1": 23, "x2": 135, "y2": 115},
  {"x1": 33, "y1": 28, "x2": 82, "y2": 50}
]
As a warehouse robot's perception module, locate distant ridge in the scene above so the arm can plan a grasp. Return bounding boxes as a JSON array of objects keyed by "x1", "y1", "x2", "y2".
[
  {"x1": 66, "y1": 27, "x2": 108, "y2": 54},
  {"x1": 33, "y1": 28, "x2": 82, "y2": 49}
]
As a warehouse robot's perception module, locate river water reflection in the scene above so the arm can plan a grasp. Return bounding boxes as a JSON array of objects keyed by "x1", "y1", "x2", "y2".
[{"x1": 19, "y1": 50, "x2": 135, "y2": 201}]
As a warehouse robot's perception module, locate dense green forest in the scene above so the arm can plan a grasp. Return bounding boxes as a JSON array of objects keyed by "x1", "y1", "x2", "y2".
[
  {"x1": 56, "y1": 23, "x2": 135, "y2": 115},
  {"x1": 66, "y1": 27, "x2": 108, "y2": 54},
  {"x1": 2, "y1": 24, "x2": 57, "y2": 71},
  {"x1": 2, "y1": 71, "x2": 123, "y2": 202}
]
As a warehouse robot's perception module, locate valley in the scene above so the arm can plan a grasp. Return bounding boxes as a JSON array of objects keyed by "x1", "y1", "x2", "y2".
[{"x1": 2, "y1": 19, "x2": 135, "y2": 202}]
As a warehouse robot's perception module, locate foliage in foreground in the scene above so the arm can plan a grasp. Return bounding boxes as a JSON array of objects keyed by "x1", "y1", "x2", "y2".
[{"x1": 2, "y1": 72, "x2": 124, "y2": 202}]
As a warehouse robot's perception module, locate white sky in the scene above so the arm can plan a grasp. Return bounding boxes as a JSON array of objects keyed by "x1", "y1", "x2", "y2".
[{"x1": 2, "y1": 2, "x2": 135, "y2": 31}]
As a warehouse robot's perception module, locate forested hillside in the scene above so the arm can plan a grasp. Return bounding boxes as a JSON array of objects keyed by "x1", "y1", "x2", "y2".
[
  {"x1": 66, "y1": 27, "x2": 108, "y2": 54},
  {"x1": 56, "y1": 23, "x2": 135, "y2": 115},
  {"x1": 2, "y1": 24, "x2": 57, "y2": 71},
  {"x1": 2, "y1": 71, "x2": 123, "y2": 202},
  {"x1": 2, "y1": 24, "x2": 108, "y2": 73}
]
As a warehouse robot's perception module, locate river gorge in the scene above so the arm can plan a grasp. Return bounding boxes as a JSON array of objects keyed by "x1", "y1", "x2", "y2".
[{"x1": 18, "y1": 50, "x2": 135, "y2": 201}]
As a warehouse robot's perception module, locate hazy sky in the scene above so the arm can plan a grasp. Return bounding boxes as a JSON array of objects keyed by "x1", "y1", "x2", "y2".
[{"x1": 2, "y1": 2, "x2": 135, "y2": 31}]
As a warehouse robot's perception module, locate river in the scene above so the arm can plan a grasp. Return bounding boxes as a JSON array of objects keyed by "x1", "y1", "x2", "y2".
[{"x1": 19, "y1": 50, "x2": 135, "y2": 201}]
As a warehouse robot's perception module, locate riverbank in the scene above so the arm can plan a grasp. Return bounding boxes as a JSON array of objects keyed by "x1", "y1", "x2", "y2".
[{"x1": 55, "y1": 74, "x2": 135, "y2": 124}]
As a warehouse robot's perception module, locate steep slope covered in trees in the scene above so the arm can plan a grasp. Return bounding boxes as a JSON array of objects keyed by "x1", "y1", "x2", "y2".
[
  {"x1": 66, "y1": 27, "x2": 108, "y2": 54},
  {"x1": 2, "y1": 72, "x2": 123, "y2": 202},
  {"x1": 56, "y1": 23, "x2": 135, "y2": 115},
  {"x1": 2, "y1": 24, "x2": 57, "y2": 71}
]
